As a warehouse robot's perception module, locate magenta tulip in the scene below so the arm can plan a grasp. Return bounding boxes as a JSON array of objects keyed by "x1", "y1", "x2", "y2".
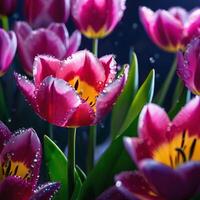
[
  {"x1": 140, "y1": 6, "x2": 200, "y2": 52},
  {"x1": 15, "y1": 22, "x2": 81, "y2": 76},
  {"x1": 24, "y1": 0, "x2": 70, "y2": 28},
  {"x1": 0, "y1": 0, "x2": 16, "y2": 16},
  {"x1": 71, "y1": 0, "x2": 126, "y2": 39},
  {"x1": 0, "y1": 28, "x2": 17, "y2": 76},
  {"x1": 177, "y1": 37, "x2": 200, "y2": 95},
  {"x1": 0, "y1": 121, "x2": 60, "y2": 200},
  {"x1": 15, "y1": 50, "x2": 128, "y2": 127}
]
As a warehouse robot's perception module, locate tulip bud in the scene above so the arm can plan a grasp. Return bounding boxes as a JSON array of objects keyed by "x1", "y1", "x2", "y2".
[
  {"x1": 71, "y1": 0, "x2": 126, "y2": 39},
  {"x1": 139, "y1": 6, "x2": 200, "y2": 52},
  {"x1": 0, "y1": 0, "x2": 17, "y2": 16},
  {"x1": 24, "y1": 0, "x2": 70, "y2": 28},
  {"x1": 0, "y1": 29, "x2": 17, "y2": 76},
  {"x1": 177, "y1": 37, "x2": 200, "y2": 95}
]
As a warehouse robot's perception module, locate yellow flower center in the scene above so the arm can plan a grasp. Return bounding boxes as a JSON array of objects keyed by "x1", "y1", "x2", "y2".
[
  {"x1": 82, "y1": 26, "x2": 108, "y2": 39},
  {"x1": 69, "y1": 77, "x2": 99, "y2": 111},
  {"x1": 153, "y1": 130, "x2": 200, "y2": 168},
  {"x1": 0, "y1": 157, "x2": 31, "y2": 181}
]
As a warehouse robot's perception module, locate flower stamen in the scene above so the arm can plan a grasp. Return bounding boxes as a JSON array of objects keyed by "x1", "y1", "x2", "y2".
[{"x1": 189, "y1": 138, "x2": 197, "y2": 160}]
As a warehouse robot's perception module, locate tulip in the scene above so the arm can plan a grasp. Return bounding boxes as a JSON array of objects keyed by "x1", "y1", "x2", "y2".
[
  {"x1": 14, "y1": 22, "x2": 81, "y2": 76},
  {"x1": 0, "y1": 121, "x2": 60, "y2": 200},
  {"x1": 24, "y1": 0, "x2": 70, "y2": 28},
  {"x1": 139, "y1": 6, "x2": 200, "y2": 52},
  {"x1": 113, "y1": 97, "x2": 200, "y2": 200},
  {"x1": 71, "y1": 0, "x2": 126, "y2": 39},
  {"x1": 14, "y1": 50, "x2": 128, "y2": 127},
  {"x1": 177, "y1": 37, "x2": 200, "y2": 95},
  {"x1": 0, "y1": 0, "x2": 16, "y2": 16},
  {"x1": 0, "y1": 28, "x2": 17, "y2": 76}
]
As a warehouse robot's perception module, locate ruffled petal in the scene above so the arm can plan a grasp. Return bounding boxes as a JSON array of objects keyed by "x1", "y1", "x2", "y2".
[
  {"x1": 115, "y1": 171, "x2": 162, "y2": 200},
  {"x1": 140, "y1": 159, "x2": 186, "y2": 200},
  {"x1": 1, "y1": 128, "x2": 41, "y2": 186},
  {"x1": 99, "y1": 55, "x2": 117, "y2": 85},
  {"x1": 95, "y1": 65, "x2": 128, "y2": 123},
  {"x1": 30, "y1": 182, "x2": 60, "y2": 200},
  {"x1": 138, "y1": 104, "x2": 170, "y2": 149},
  {"x1": 0, "y1": 121, "x2": 12, "y2": 153},
  {"x1": 124, "y1": 137, "x2": 152, "y2": 165},
  {"x1": 56, "y1": 50, "x2": 106, "y2": 92},
  {"x1": 0, "y1": 176, "x2": 32, "y2": 200},
  {"x1": 33, "y1": 55, "x2": 62, "y2": 87},
  {"x1": 96, "y1": 186, "x2": 130, "y2": 200},
  {"x1": 35, "y1": 76, "x2": 81, "y2": 127},
  {"x1": 66, "y1": 102, "x2": 95, "y2": 127},
  {"x1": 172, "y1": 97, "x2": 200, "y2": 136},
  {"x1": 14, "y1": 72, "x2": 37, "y2": 111},
  {"x1": 66, "y1": 30, "x2": 81, "y2": 57}
]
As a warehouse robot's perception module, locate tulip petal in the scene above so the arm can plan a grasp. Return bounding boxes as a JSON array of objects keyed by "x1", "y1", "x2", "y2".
[
  {"x1": 1, "y1": 128, "x2": 41, "y2": 186},
  {"x1": 96, "y1": 186, "x2": 131, "y2": 200},
  {"x1": 153, "y1": 10, "x2": 183, "y2": 51},
  {"x1": 124, "y1": 137, "x2": 152, "y2": 165},
  {"x1": 66, "y1": 30, "x2": 81, "y2": 57},
  {"x1": 57, "y1": 50, "x2": 106, "y2": 91},
  {"x1": 0, "y1": 176, "x2": 32, "y2": 200},
  {"x1": 172, "y1": 97, "x2": 200, "y2": 136},
  {"x1": 35, "y1": 76, "x2": 81, "y2": 127},
  {"x1": 33, "y1": 55, "x2": 61, "y2": 87},
  {"x1": 115, "y1": 171, "x2": 162, "y2": 200},
  {"x1": 30, "y1": 182, "x2": 60, "y2": 200},
  {"x1": 66, "y1": 102, "x2": 95, "y2": 127},
  {"x1": 168, "y1": 7, "x2": 188, "y2": 25},
  {"x1": 99, "y1": 55, "x2": 117, "y2": 85},
  {"x1": 138, "y1": 104, "x2": 170, "y2": 149},
  {"x1": 14, "y1": 72, "x2": 37, "y2": 111},
  {"x1": 48, "y1": 23, "x2": 69, "y2": 48},
  {"x1": 95, "y1": 65, "x2": 128, "y2": 123},
  {"x1": 176, "y1": 161, "x2": 200, "y2": 198},
  {"x1": 140, "y1": 159, "x2": 186, "y2": 200},
  {"x1": 0, "y1": 29, "x2": 17, "y2": 75},
  {"x1": 0, "y1": 121, "x2": 12, "y2": 153}
]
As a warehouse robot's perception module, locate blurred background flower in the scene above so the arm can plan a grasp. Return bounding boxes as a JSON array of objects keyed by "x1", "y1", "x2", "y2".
[
  {"x1": 14, "y1": 22, "x2": 81, "y2": 75},
  {"x1": 0, "y1": 28, "x2": 17, "y2": 76},
  {"x1": 0, "y1": 0, "x2": 17, "y2": 16},
  {"x1": 24, "y1": 0, "x2": 70, "y2": 28}
]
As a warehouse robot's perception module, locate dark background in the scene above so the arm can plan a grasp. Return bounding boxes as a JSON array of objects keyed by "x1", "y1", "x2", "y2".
[{"x1": 4, "y1": 0, "x2": 200, "y2": 170}]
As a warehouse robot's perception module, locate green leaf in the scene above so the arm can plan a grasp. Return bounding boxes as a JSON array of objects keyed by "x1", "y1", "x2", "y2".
[
  {"x1": 119, "y1": 69, "x2": 155, "y2": 134},
  {"x1": 77, "y1": 118, "x2": 138, "y2": 200},
  {"x1": 111, "y1": 52, "x2": 139, "y2": 139},
  {"x1": 44, "y1": 135, "x2": 83, "y2": 200},
  {"x1": 44, "y1": 135, "x2": 68, "y2": 200}
]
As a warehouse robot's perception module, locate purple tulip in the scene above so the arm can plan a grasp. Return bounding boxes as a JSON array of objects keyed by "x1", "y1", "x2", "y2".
[
  {"x1": 71, "y1": 0, "x2": 126, "y2": 39},
  {"x1": 24, "y1": 0, "x2": 70, "y2": 28},
  {"x1": 0, "y1": 121, "x2": 60, "y2": 200},
  {"x1": 0, "y1": 28, "x2": 17, "y2": 76},
  {"x1": 14, "y1": 22, "x2": 81, "y2": 76},
  {"x1": 177, "y1": 37, "x2": 200, "y2": 95},
  {"x1": 139, "y1": 6, "x2": 200, "y2": 52},
  {"x1": 0, "y1": 0, "x2": 17, "y2": 16}
]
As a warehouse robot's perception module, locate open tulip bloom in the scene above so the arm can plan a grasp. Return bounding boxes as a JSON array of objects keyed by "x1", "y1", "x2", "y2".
[
  {"x1": 177, "y1": 37, "x2": 200, "y2": 95},
  {"x1": 0, "y1": 28, "x2": 17, "y2": 76},
  {"x1": 15, "y1": 22, "x2": 81, "y2": 76},
  {"x1": 14, "y1": 50, "x2": 128, "y2": 127},
  {"x1": 0, "y1": 121, "x2": 60, "y2": 200},
  {"x1": 71, "y1": 0, "x2": 126, "y2": 39},
  {"x1": 139, "y1": 6, "x2": 200, "y2": 52},
  {"x1": 110, "y1": 97, "x2": 200, "y2": 200}
]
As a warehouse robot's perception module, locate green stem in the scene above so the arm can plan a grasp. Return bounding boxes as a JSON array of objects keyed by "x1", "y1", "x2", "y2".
[
  {"x1": 92, "y1": 39, "x2": 98, "y2": 57},
  {"x1": 87, "y1": 38, "x2": 99, "y2": 173},
  {"x1": 86, "y1": 126, "x2": 96, "y2": 173},
  {"x1": 156, "y1": 56, "x2": 177, "y2": 105},
  {"x1": 1, "y1": 15, "x2": 9, "y2": 30},
  {"x1": 68, "y1": 128, "x2": 76, "y2": 199},
  {"x1": 48, "y1": 124, "x2": 53, "y2": 139}
]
